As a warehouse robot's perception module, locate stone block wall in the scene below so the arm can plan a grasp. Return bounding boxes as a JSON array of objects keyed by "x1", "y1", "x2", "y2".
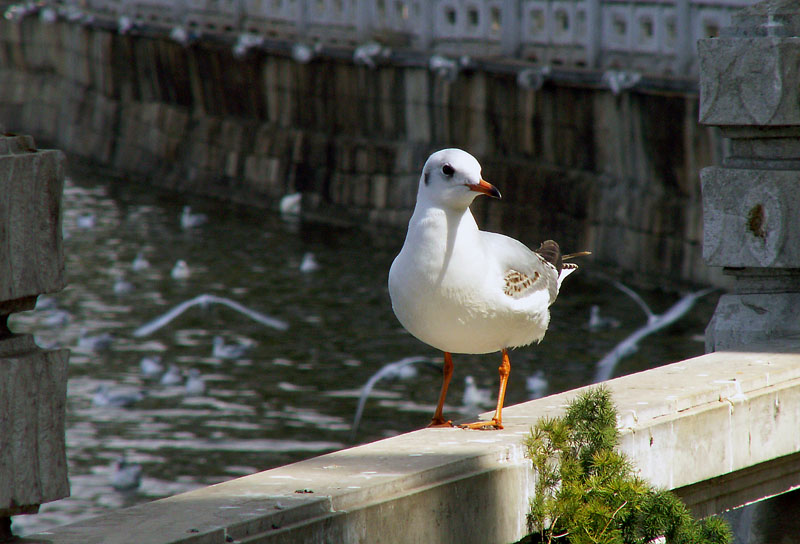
[
  {"x1": 0, "y1": 133, "x2": 70, "y2": 525},
  {"x1": 0, "y1": 16, "x2": 724, "y2": 286}
]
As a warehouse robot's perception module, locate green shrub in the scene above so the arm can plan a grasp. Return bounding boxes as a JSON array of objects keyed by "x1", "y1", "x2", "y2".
[{"x1": 524, "y1": 387, "x2": 731, "y2": 544}]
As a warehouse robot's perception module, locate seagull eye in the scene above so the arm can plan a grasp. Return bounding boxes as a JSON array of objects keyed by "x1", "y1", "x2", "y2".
[{"x1": 442, "y1": 164, "x2": 455, "y2": 177}]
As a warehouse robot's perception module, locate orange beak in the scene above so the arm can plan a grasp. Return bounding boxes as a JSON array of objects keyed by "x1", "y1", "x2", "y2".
[{"x1": 468, "y1": 179, "x2": 501, "y2": 199}]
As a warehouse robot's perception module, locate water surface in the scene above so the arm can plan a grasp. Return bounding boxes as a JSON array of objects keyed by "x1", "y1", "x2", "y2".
[{"x1": 9, "y1": 164, "x2": 718, "y2": 535}]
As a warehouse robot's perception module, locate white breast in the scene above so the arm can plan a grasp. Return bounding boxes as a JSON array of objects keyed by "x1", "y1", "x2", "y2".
[{"x1": 388, "y1": 208, "x2": 552, "y2": 354}]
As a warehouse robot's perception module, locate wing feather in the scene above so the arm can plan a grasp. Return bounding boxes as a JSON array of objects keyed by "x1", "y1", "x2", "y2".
[{"x1": 480, "y1": 231, "x2": 559, "y2": 303}]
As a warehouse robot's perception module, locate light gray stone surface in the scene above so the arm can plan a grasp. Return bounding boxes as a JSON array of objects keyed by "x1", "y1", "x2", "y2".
[
  {"x1": 22, "y1": 339, "x2": 800, "y2": 543},
  {"x1": 0, "y1": 134, "x2": 70, "y2": 517},
  {"x1": 702, "y1": 167, "x2": 800, "y2": 268},
  {"x1": 699, "y1": 0, "x2": 800, "y2": 351},
  {"x1": 0, "y1": 135, "x2": 66, "y2": 307},
  {"x1": 0, "y1": 336, "x2": 70, "y2": 516},
  {"x1": 698, "y1": 38, "x2": 800, "y2": 127},
  {"x1": 699, "y1": 1, "x2": 800, "y2": 126},
  {"x1": 705, "y1": 293, "x2": 800, "y2": 353}
]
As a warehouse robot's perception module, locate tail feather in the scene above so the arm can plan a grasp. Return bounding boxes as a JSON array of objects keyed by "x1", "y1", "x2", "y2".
[
  {"x1": 536, "y1": 242, "x2": 591, "y2": 291},
  {"x1": 536, "y1": 240, "x2": 562, "y2": 274},
  {"x1": 563, "y1": 251, "x2": 592, "y2": 261},
  {"x1": 558, "y1": 263, "x2": 579, "y2": 291}
]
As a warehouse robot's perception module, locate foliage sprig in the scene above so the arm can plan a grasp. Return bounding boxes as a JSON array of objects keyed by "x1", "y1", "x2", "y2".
[{"x1": 524, "y1": 386, "x2": 731, "y2": 544}]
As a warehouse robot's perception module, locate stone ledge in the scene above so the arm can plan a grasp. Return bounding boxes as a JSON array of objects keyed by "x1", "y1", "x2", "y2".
[
  {"x1": 0, "y1": 341, "x2": 70, "y2": 516},
  {"x1": 0, "y1": 137, "x2": 66, "y2": 303},
  {"x1": 21, "y1": 338, "x2": 800, "y2": 543}
]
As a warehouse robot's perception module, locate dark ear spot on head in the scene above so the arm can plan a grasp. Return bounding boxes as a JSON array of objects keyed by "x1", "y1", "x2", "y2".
[{"x1": 424, "y1": 172, "x2": 430, "y2": 186}]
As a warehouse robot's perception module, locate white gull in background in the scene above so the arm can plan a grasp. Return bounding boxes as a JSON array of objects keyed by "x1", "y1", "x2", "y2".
[
  {"x1": 184, "y1": 369, "x2": 206, "y2": 396},
  {"x1": 111, "y1": 457, "x2": 142, "y2": 491},
  {"x1": 299, "y1": 252, "x2": 319, "y2": 273},
  {"x1": 388, "y1": 148, "x2": 588, "y2": 429},
  {"x1": 462, "y1": 376, "x2": 491, "y2": 409},
  {"x1": 92, "y1": 384, "x2": 144, "y2": 408},
  {"x1": 76, "y1": 212, "x2": 96, "y2": 229},
  {"x1": 160, "y1": 364, "x2": 183, "y2": 386},
  {"x1": 212, "y1": 336, "x2": 251, "y2": 360},
  {"x1": 78, "y1": 330, "x2": 114, "y2": 352},
  {"x1": 180, "y1": 206, "x2": 207, "y2": 229},
  {"x1": 139, "y1": 355, "x2": 164, "y2": 378},
  {"x1": 131, "y1": 252, "x2": 150, "y2": 272},
  {"x1": 41, "y1": 309, "x2": 71, "y2": 328},
  {"x1": 525, "y1": 370, "x2": 548, "y2": 399},
  {"x1": 171, "y1": 260, "x2": 191, "y2": 280},
  {"x1": 586, "y1": 304, "x2": 621, "y2": 331},
  {"x1": 113, "y1": 276, "x2": 134, "y2": 296},
  {"x1": 279, "y1": 193, "x2": 301, "y2": 217}
]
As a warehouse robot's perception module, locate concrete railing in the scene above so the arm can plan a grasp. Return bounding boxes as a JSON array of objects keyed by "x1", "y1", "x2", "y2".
[
  {"x1": 21, "y1": 340, "x2": 800, "y2": 543},
  {"x1": 33, "y1": 0, "x2": 757, "y2": 77}
]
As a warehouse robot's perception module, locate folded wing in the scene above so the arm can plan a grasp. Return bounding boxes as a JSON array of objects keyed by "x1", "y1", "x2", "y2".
[{"x1": 481, "y1": 232, "x2": 560, "y2": 304}]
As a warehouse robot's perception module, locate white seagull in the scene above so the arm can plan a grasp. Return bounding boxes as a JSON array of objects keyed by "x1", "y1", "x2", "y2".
[
  {"x1": 180, "y1": 206, "x2": 207, "y2": 229},
  {"x1": 388, "y1": 149, "x2": 588, "y2": 429}
]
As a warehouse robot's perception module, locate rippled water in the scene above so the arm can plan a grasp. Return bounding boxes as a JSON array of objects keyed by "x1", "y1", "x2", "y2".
[{"x1": 9, "y1": 163, "x2": 719, "y2": 535}]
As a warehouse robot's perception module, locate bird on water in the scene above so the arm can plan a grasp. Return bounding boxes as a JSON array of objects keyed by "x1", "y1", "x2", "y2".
[{"x1": 388, "y1": 148, "x2": 588, "y2": 430}]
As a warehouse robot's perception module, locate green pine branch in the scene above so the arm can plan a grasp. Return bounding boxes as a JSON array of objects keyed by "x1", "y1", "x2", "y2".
[{"x1": 523, "y1": 386, "x2": 732, "y2": 544}]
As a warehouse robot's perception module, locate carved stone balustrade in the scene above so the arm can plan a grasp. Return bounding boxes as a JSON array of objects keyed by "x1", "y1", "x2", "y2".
[{"x1": 699, "y1": 0, "x2": 800, "y2": 350}]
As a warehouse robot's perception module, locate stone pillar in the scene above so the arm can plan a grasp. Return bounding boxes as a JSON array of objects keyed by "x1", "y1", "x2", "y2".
[
  {"x1": 698, "y1": 0, "x2": 800, "y2": 352},
  {"x1": 0, "y1": 134, "x2": 70, "y2": 534}
]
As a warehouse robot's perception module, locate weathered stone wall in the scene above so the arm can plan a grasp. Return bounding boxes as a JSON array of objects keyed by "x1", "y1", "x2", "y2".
[
  {"x1": 0, "y1": 17, "x2": 725, "y2": 286},
  {"x1": 0, "y1": 132, "x2": 70, "y2": 525}
]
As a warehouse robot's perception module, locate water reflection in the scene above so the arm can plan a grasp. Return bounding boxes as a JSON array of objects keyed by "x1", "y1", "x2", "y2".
[{"x1": 9, "y1": 166, "x2": 718, "y2": 535}]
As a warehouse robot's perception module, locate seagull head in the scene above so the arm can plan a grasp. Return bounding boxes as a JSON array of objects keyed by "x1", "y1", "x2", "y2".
[{"x1": 418, "y1": 149, "x2": 501, "y2": 209}]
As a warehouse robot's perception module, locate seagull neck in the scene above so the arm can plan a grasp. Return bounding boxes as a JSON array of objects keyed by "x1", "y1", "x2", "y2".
[
  {"x1": 410, "y1": 203, "x2": 478, "y2": 234},
  {"x1": 404, "y1": 203, "x2": 482, "y2": 267}
]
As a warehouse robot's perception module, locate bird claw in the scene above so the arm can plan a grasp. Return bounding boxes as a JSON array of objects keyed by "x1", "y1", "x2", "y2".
[
  {"x1": 459, "y1": 419, "x2": 503, "y2": 430},
  {"x1": 427, "y1": 418, "x2": 454, "y2": 428}
]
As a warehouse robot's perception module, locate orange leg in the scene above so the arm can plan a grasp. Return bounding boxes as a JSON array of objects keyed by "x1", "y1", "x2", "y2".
[
  {"x1": 428, "y1": 352, "x2": 455, "y2": 428},
  {"x1": 460, "y1": 349, "x2": 510, "y2": 430}
]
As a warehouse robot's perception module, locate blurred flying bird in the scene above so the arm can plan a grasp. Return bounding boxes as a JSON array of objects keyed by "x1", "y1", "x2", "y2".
[
  {"x1": 350, "y1": 356, "x2": 439, "y2": 441},
  {"x1": 593, "y1": 283, "x2": 715, "y2": 382},
  {"x1": 133, "y1": 294, "x2": 288, "y2": 337}
]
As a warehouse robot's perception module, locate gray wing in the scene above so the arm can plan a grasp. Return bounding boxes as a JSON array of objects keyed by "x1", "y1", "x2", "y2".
[{"x1": 480, "y1": 231, "x2": 559, "y2": 304}]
